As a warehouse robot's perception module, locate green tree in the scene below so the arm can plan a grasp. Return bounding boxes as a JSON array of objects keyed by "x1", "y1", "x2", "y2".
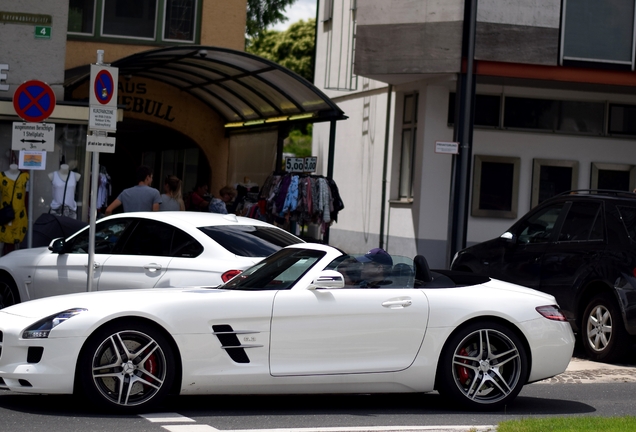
[
  {"x1": 246, "y1": 0, "x2": 298, "y2": 39},
  {"x1": 247, "y1": 18, "x2": 316, "y2": 82}
]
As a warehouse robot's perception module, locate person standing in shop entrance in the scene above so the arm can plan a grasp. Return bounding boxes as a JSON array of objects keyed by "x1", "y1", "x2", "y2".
[
  {"x1": 209, "y1": 185, "x2": 237, "y2": 214},
  {"x1": 105, "y1": 165, "x2": 161, "y2": 215}
]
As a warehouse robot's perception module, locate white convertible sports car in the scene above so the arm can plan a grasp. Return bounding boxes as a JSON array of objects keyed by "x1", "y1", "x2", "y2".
[{"x1": 0, "y1": 243, "x2": 574, "y2": 412}]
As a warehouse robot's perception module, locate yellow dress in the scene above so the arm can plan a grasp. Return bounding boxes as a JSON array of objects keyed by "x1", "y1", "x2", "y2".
[{"x1": 0, "y1": 172, "x2": 29, "y2": 244}]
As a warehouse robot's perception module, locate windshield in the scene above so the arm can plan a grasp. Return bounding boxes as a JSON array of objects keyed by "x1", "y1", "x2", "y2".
[
  {"x1": 199, "y1": 225, "x2": 303, "y2": 257},
  {"x1": 222, "y1": 248, "x2": 325, "y2": 290}
]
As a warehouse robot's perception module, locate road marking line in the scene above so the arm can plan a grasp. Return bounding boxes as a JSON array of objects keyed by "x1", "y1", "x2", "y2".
[
  {"x1": 140, "y1": 413, "x2": 196, "y2": 423},
  {"x1": 162, "y1": 426, "x2": 219, "y2": 432}
]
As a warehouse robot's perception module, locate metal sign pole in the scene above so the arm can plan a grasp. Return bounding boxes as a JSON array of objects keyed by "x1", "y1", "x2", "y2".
[
  {"x1": 86, "y1": 49, "x2": 104, "y2": 292},
  {"x1": 86, "y1": 49, "x2": 117, "y2": 292},
  {"x1": 27, "y1": 169, "x2": 33, "y2": 248}
]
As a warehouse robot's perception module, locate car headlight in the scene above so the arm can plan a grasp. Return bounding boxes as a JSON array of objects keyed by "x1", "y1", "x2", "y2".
[{"x1": 22, "y1": 308, "x2": 88, "y2": 339}]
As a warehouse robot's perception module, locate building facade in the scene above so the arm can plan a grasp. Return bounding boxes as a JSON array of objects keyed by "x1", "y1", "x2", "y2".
[
  {"x1": 1, "y1": 0, "x2": 250, "y2": 225},
  {"x1": 313, "y1": 0, "x2": 636, "y2": 266}
]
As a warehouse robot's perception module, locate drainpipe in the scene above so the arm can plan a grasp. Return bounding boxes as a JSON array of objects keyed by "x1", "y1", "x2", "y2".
[
  {"x1": 379, "y1": 85, "x2": 393, "y2": 250},
  {"x1": 447, "y1": 0, "x2": 478, "y2": 266}
]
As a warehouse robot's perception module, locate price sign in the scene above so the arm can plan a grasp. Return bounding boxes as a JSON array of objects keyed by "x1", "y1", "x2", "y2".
[
  {"x1": 286, "y1": 157, "x2": 305, "y2": 172},
  {"x1": 304, "y1": 156, "x2": 317, "y2": 173}
]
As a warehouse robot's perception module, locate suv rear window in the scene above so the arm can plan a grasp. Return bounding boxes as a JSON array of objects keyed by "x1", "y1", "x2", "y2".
[
  {"x1": 616, "y1": 205, "x2": 636, "y2": 240},
  {"x1": 199, "y1": 225, "x2": 303, "y2": 257}
]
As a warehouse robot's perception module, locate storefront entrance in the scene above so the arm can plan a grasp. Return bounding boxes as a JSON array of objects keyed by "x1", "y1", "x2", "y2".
[{"x1": 99, "y1": 119, "x2": 210, "y2": 209}]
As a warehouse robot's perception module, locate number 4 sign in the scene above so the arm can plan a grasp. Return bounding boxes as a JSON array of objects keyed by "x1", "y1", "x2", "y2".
[{"x1": 35, "y1": 26, "x2": 51, "y2": 39}]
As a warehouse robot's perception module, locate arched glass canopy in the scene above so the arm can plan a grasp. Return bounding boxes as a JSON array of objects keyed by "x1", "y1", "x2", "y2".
[{"x1": 65, "y1": 46, "x2": 346, "y2": 127}]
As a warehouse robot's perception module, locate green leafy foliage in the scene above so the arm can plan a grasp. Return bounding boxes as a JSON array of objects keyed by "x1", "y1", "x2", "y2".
[
  {"x1": 246, "y1": 19, "x2": 316, "y2": 82},
  {"x1": 284, "y1": 124, "x2": 313, "y2": 158},
  {"x1": 246, "y1": 0, "x2": 298, "y2": 39}
]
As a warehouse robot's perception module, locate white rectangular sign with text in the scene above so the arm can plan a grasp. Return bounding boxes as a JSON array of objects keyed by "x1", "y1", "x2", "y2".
[{"x1": 86, "y1": 134, "x2": 116, "y2": 153}]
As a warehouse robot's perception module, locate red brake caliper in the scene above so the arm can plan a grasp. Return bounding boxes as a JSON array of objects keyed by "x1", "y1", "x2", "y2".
[
  {"x1": 143, "y1": 352, "x2": 157, "y2": 385},
  {"x1": 458, "y1": 348, "x2": 471, "y2": 385}
]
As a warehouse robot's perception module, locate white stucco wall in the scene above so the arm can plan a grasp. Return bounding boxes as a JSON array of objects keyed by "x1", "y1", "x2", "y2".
[
  {"x1": 313, "y1": 79, "x2": 391, "y2": 254},
  {"x1": 0, "y1": 0, "x2": 68, "y2": 100}
]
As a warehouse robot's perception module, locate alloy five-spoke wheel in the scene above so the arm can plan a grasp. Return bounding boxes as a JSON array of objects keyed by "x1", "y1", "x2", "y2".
[
  {"x1": 437, "y1": 321, "x2": 527, "y2": 410},
  {"x1": 78, "y1": 321, "x2": 175, "y2": 412},
  {"x1": 582, "y1": 293, "x2": 628, "y2": 363}
]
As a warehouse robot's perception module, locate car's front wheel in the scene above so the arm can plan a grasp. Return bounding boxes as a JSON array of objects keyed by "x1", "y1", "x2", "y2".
[
  {"x1": 582, "y1": 293, "x2": 628, "y2": 363},
  {"x1": 0, "y1": 275, "x2": 19, "y2": 309},
  {"x1": 437, "y1": 321, "x2": 528, "y2": 410},
  {"x1": 78, "y1": 320, "x2": 175, "y2": 412}
]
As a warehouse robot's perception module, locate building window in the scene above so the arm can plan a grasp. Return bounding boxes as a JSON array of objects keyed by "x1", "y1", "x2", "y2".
[
  {"x1": 531, "y1": 159, "x2": 579, "y2": 208},
  {"x1": 503, "y1": 97, "x2": 604, "y2": 135},
  {"x1": 164, "y1": 0, "x2": 195, "y2": 42},
  {"x1": 561, "y1": 0, "x2": 635, "y2": 67},
  {"x1": 102, "y1": 0, "x2": 157, "y2": 40},
  {"x1": 399, "y1": 93, "x2": 418, "y2": 199},
  {"x1": 68, "y1": 0, "x2": 95, "y2": 35},
  {"x1": 67, "y1": 0, "x2": 198, "y2": 44},
  {"x1": 471, "y1": 155, "x2": 520, "y2": 218},
  {"x1": 609, "y1": 104, "x2": 636, "y2": 135},
  {"x1": 591, "y1": 162, "x2": 636, "y2": 191},
  {"x1": 447, "y1": 93, "x2": 501, "y2": 128}
]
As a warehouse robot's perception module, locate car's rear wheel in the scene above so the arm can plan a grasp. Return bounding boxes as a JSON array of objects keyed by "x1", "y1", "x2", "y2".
[
  {"x1": 0, "y1": 275, "x2": 19, "y2": 309},
  {"x1": 78, "y1": 320, "x2": 175, "y2": 412},
  {"x1": 582, "y1": 293, "x2": 628, "y2": 363},
  {"x1": 437, "y1": 321, "x2": 528, "y2": 410}
]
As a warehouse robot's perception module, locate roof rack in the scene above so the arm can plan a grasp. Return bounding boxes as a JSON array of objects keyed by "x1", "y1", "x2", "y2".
[{"x1": 555, "y1": 189, "x2": 636, "y2": 199}]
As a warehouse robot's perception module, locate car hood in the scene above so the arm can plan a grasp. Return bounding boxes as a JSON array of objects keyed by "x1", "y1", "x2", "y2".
[
  {"x1": 0, "y1": 246, "x2": 50, "y2": 264},
  {"x1": 0, "y1": 287, "x2": 223, "y2": 319}
]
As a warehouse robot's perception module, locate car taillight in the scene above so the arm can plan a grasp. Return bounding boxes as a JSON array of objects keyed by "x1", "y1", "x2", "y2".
[
  {"x1": 221, "y1": 269, "x2": 242, "y2": 283},
  {"x1": 536, "y1": 305, "x2": 567, "y2": 321}
]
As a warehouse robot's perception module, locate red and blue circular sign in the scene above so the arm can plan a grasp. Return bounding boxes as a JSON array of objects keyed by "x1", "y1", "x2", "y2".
[
  {"x1": 94, "y1": 69, "x2": 115, "y2": 105},
  {"x1": 13, "y1": 80, "x2": 56, "y2": 123}
]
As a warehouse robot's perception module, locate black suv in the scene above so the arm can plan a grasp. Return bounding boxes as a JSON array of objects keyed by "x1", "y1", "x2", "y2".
[{"x1": 451, "y1": 190, "x2": 636, "y2": 362}]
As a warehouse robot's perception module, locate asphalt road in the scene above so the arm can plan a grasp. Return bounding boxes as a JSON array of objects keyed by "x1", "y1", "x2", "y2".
[{"x1": 1, "y1": 358, "x2": 636, "y2": 432}]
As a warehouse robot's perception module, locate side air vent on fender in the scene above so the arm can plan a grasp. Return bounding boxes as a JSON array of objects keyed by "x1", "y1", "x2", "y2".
[{"x1": 212, "y1": 324, "x2": 263, "y2": 364}]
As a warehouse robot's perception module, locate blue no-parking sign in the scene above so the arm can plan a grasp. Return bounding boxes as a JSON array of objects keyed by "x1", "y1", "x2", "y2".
[
  {"x1": 89, "y1": 64, "x2": 119, "y2": 132},
  {"x1": 12, "y1": 80, "x2": 56, "y2": 123}
]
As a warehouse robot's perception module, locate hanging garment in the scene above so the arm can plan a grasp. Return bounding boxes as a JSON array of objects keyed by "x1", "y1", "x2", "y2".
[
  {"x1": 0, "y1": 172, "x2": 29, "y2": 244},
  {"x1": 97, "y1": 172, "x2": 112, "y2": 209},
  {"x1": 280, "y1": 175, "x2": 299, "y2": 216}
]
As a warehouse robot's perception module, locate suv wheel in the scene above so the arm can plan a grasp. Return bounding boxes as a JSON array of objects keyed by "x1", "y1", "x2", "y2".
[{"x1": 582, "y1": 293, "x2": 629, "y2": 362}]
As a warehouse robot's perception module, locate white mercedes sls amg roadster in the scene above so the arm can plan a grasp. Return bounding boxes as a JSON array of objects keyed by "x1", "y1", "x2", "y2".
[{"x1": 0, "y1": 243, "x2": 574, "y2": 412}]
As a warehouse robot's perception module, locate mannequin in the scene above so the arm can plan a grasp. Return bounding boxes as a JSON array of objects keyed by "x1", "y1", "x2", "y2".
[
  {"x1": 4, "y1": 164, "x2": 19, "y2": 181},
  {"x1": 49, "y1": 164, "x2": 81, "y2": 219},
  {"x1": 0, "y1": 165, "x2": 29, "y2": 255}
]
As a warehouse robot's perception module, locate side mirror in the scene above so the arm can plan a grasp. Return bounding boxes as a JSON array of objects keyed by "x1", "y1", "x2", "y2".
[
  {"x1": 307, "y1": 270, "x2": 345, "y2": 290},
  {"x1": 500, "y1": 231, "x2": 515, "y2": 243},
  {"x1": 48, "y1": 237, "x2": 67, "y2": 254}
]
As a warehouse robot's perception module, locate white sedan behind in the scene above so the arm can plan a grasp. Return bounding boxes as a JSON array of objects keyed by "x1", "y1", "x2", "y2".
[{"x1": 0, "y1": 212, "x2": 303, "y2": 307}]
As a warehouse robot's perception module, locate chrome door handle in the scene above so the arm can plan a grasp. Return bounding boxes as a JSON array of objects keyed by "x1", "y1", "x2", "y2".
[
  {"x1": 85, "y1": 262, "x2": 100, "y2": 269},
  {"x1": 382, "y1": 299, "x2": 412, "y2": 308},
  {"x1": 144, "y1": 264, "x2": 162, "y2": 272}
]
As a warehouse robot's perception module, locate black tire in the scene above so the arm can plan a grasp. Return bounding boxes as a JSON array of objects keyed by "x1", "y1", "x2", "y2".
[
  {"x1": 0, "y1": 275, "x2": 19, "y2": 309},
  {"x1": 437, "y1": 321, "x2": 528, "y2": 410},
  {"x1": 581, "y1": 293, "x2": 629, "y2": 363},
  {"x1": 77, "y1": 320, "x2": 175, "y2": 412}
]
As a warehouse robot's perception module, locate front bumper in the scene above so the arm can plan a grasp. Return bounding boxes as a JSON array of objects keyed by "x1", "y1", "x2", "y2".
[{"x1": 0, "y1": 313, "x2": 86, "y2": 394}]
